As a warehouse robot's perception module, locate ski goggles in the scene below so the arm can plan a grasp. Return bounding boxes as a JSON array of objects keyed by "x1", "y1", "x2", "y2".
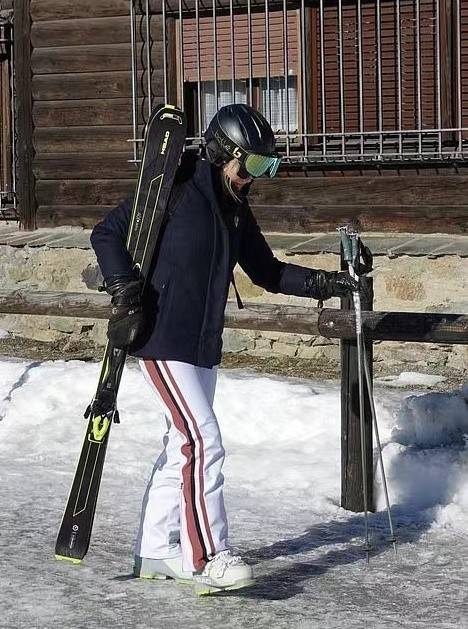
[
  {"x1": 241, "y1": 153, "x2": 282, "y2": 178},
  {"x1": 213, "y1": 128, "x2": 282, "y2": 178}
]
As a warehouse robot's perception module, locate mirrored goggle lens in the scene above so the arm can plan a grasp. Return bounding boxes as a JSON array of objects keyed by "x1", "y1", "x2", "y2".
[{"x1": 244, "y1": 154, "x2": 282, "y2": 178}]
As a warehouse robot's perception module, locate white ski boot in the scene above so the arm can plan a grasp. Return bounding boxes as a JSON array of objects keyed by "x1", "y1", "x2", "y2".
[
  {"x1": 193, "y1": 550, "x2": 255, "y2": 595},
  {"x1": 133, "y1": 555, "x2": 193, "y2": 584}
]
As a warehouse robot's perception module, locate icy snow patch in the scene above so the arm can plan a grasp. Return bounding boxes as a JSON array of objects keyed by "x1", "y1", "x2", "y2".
[
  {"x1": 391, "y1": 386, "x2": 468, "y2": 447},
  {"x1": 375, "y1": 371, "x2": 446, "y2": 388},
  {"x1": 373, "y1": 385, "x2": 468, "y2": 532},
  {"x1": 0, "y1": 358, "x2": 35, "y2": 421}
]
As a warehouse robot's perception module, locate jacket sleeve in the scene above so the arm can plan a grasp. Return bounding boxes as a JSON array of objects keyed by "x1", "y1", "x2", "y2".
[
  {"x1": 238, "y1": 205, "x2": 314, "y2": 297},
  {"x1": 90, "y1": 196, "x2": 135, "y2": 281}
]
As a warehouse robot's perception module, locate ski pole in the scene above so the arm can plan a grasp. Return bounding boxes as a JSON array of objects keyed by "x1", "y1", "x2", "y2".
[
  {"x1": 348, "y1": 230, "x2": 397, "y2": 555},
  {"x1": 339, "y1": 226, "x2": 371, "y2": 561},
  {"x1": 359, "y1": 337, "x2": 397, "y2": 554},
  {"x1": 340, "y1": 226, "x2": 397, "y2": 557}
]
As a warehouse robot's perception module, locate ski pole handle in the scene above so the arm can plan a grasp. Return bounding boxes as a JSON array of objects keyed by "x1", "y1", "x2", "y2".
[
  {"x1": 338, "y1": 227, "x2": 353, "y2": 264},
  {"x1": 351, "y1": 234, "x2": 360, "y2": 267}
]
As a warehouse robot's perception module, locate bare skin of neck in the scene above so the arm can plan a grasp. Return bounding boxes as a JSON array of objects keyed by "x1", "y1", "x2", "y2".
[{"x1": 222, "y1": 159, "x2": 253, "y2": 193}]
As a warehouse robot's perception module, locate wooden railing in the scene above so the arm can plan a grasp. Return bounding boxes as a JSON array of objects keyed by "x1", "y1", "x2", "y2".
[{"x1": 0, "y1": 290, "x2": 466, "y2": 344}]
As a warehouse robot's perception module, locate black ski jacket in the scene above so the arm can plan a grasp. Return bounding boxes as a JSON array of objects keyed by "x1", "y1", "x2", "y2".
[{"x1": 90, "y1": 155, "x2": 318, "y2": 367}]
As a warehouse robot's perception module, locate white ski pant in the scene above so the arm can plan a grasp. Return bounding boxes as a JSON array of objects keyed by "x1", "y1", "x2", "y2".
[{"x1": 135, "y1": 360, "x2": 228, "y2": 572}]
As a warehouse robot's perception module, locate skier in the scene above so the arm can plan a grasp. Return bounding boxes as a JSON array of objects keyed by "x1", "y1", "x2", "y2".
[{"x1": 90, "y1": 104, "x2": 359, "y2": 595}]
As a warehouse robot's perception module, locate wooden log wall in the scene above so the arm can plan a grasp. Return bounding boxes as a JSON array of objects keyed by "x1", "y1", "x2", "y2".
[
  {"x1": 30, "y1": 0, "x2": 163, "y2": 228},
  {"x1": 249, "y1": 173, "x2": 468, "y2": 234},
  {"x1": 27, "y1": 0, "x2": 468, "y2": 234}
]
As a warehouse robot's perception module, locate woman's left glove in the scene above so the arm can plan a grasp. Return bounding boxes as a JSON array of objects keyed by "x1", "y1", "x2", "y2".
[
  {"x1": 104, "y1": 275, "x2": 145, "y2": 349},
  {"x1": 305, "y1": 270, "x2": 359, "y2": 301}
]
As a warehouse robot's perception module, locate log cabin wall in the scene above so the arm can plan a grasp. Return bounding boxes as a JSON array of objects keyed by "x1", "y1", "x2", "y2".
[
  {"x1": 20, "y1": 0, "x2": 468, "y2": 234},
  {"x1": 29, "y1": 0, "x2": 163, "y2": 229}
]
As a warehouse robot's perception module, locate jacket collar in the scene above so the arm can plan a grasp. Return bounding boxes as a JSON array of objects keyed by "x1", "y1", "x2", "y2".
[
  {"x1": 192, "y1": 156, "x2": 219, "y2": 207},
  {"x1": 192, "y1": 155, "x2": 250, "y2": 213}
]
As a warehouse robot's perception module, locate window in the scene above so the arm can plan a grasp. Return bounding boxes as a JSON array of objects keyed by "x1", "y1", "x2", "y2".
[
  {"x1": 259, "y1": 76, "x2": 297, "y2": 133},
  {"x1": 178, "y1": 9, "x2": 300, "y2": 140},
  {"x1": 201, "y1": 80, "x2": 248, "y2": 130}
]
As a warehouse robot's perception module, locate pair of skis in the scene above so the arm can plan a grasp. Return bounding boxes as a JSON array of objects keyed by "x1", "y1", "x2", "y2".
[{"x1": 55, "y1": 104, "x2": 187, "y2": 563}]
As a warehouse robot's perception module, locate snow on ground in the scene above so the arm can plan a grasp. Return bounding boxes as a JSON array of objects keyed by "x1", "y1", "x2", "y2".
[{"x1": 0, "y1": 358, "x2": 467, "y2": 629}]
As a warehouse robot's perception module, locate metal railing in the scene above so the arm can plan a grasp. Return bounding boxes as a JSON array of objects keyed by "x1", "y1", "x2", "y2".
[{"x1": 129, "y1": 0, "x2": 468, "y2": 166}]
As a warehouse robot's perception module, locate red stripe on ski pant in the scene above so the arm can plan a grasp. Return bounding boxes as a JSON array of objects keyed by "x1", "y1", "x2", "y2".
[
  {"x1": 144, "y1": 360, "x2": 208, "y2": 571},
  {"x1": 161, "y1": 361, "x2": 216, "y2": 557}
]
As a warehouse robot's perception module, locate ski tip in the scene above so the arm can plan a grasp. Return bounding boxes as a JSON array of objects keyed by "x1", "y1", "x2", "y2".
[{"x1": 55, "y1": 554, "x2": 83, "y2": 565}]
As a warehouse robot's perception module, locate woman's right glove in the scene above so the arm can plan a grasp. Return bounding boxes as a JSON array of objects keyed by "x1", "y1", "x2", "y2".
[{"x1": 104, "y1": 275, "x2": 145, "y2": 349}]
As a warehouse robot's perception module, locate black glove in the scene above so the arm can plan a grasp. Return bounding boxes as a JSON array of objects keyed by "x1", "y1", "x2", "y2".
[
  {"x1": 104, "y1": 275, "x2": 144, "y2": 349},
  {"x1": 305, "y1": 270, "x2": 359, "y2": 301}
]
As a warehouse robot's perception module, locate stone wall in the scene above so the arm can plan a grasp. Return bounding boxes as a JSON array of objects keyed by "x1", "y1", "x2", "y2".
[
  {"x1": 0, "y1": 241, "x2": 466, "y2": 374},
  {"x1": 0, "y1": 243, "x2": 106, "y2": 348}
]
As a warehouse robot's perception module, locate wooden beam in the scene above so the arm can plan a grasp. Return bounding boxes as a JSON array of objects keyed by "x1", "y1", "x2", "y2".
[
  {"x1": 249, "y1": 176, "x2": 468, "y2": 234},
  {"x1": 0, "y1": 291, "x2": 466, "y2": 344},
  {"x1": 250, "y1": 175, "x2": 468, "y2": 207},
  {"x1": 34, "y1": 126, "x2": 136, "y2": 154},
  {"x1": 32, "y1": 44, "x2": 133, "y2": 74},
  {"x1": 36, "y1": 205, "x2": 113, "y2": 228},
  {"x1": 33, "y1": 153, "x2": 138, "y2": 180},
  {"x1": 319, "y1": 309, "x2": 468, "y2": 345},
  {"x1": 30, "y1": 0, "x2": 132, "y2": 21},
  {"x1": 14, "y1": 0, "x2": 36, "y2": 229},
  {"x1": 251, "y1": 204, "x2": 468, "y2": 235},
  {"x1": 32, "y1": 42, "x2": 164, "y2": 75},
  {"x1": 37, "y1": 203, "x2": 468, "y2": 232},
  {"x1": 32, "y1": 71, "x2": 164, "y2": 101},
  {"x1": 33, "y1": 99, "x2": 146, "y2": 127},
  {"x1": 31, "y1": 16, "x2": 162, "y2": 48},
  {"x1": 36, "y1": 180, "x2": 135, "y2": 206}
]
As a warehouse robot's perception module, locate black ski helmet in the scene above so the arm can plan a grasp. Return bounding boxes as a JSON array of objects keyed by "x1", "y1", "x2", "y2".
[{"x1": 204, "y1": 104, "x2": 282, "y2": 178}]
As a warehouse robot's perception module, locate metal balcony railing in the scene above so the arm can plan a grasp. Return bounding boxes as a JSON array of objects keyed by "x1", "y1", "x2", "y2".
[{"x1": 129, "y1": 0, "x2": 468, "y2": 167}]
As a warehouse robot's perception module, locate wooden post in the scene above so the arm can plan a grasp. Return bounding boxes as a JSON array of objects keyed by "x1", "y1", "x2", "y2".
[
  {"x1": 340, "y1": 251, "x2": 375, "y2": 513},
  {"x1": 14, "y1": 0, "x2": 36, "y2": 230}
]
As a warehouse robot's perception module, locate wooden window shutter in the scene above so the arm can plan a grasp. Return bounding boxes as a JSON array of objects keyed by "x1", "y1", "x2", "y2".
[
  {"x1": 459, "y1": 1, "x2": 468, "y2": 139},
  {"x1": 0, "y1": 28, "x2": 13, "y2": 194},
  {"x1": 181, "y1": 10, "x2": 299, "y2": 83},
  {"x1": 315, "y1": 0, "x2": 439, "y2": 135}
]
